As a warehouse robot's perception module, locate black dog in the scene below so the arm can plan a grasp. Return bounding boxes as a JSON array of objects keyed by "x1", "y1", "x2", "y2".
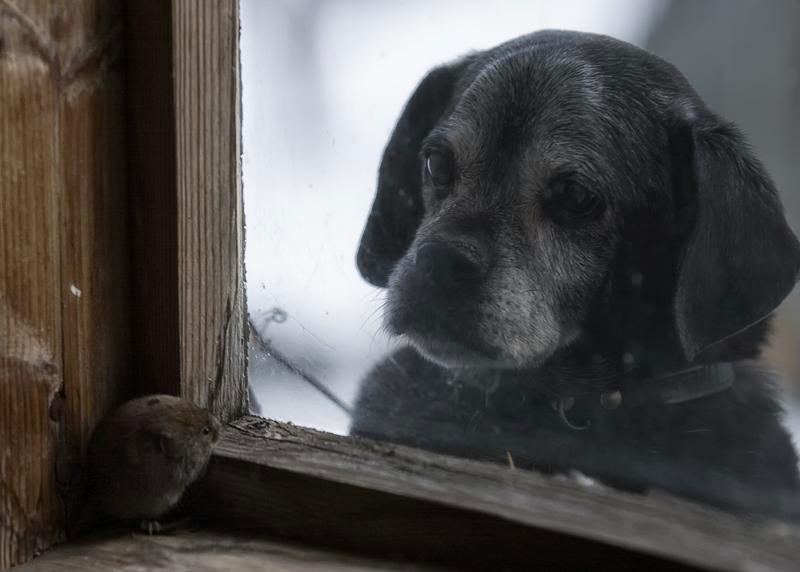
[{"x1": 351, "y1": 31, "x2": 800, "y2": 516}]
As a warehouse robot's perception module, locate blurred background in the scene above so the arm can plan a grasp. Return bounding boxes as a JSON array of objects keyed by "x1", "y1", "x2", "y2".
[{"x1": 241, "y1": 0, "x2": 800, "y2": 438}]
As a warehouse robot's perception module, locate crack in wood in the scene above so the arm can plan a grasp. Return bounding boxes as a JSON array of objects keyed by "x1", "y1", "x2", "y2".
[{"x1": 210, "y1": 297, "x2": 233, "y2": 411}]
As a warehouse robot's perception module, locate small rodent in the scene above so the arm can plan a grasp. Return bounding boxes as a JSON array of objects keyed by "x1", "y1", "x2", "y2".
[{"x1": 78, "y1": 394, "x2": 221, "y2": 534}]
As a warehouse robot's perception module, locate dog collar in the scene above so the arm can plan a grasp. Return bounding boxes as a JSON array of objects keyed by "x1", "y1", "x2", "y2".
[{"x1": 551, "y1": 362, "x2": 736, "y2": 430}]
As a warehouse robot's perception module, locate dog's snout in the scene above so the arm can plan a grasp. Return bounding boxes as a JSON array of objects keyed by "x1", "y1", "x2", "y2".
[{"x1": 415, "y1": 240, "x2": 482, "y2": 290}]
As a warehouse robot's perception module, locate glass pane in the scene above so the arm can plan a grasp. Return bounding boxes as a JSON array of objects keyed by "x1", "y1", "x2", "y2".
[{"x1": 242, "y1": 0, "x2": 800, "y2": 520}]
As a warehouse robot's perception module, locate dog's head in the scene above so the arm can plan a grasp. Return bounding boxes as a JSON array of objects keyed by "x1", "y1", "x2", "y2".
[{"x1": 357, "y1": 31, "x2": 800, "y2": 370}]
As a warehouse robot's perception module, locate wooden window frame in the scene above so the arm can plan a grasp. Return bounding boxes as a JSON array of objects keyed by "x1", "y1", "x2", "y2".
[
  {"x1": 2, "y1": 1, "x2": 799, "y2": 570},
  {"x1": 126, "y1": 0, "x2": 246, "y2": 418}
]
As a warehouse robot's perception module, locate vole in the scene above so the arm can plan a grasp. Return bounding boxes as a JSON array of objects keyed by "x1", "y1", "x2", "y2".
[{"x1": 76, "y1": 394, "x2": 221, "y2": 534}]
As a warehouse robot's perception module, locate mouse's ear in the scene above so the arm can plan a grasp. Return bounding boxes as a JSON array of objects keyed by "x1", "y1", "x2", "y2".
[
  {"x1": 356, "y1": 55, "x2": 475, "y2": 287},
  {"x1": 672, "y1": 110, "x2": 800, "y2": 361}
]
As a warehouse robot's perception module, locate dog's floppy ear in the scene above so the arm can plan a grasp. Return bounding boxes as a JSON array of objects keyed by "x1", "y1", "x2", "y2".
[
  {"x1": 356, "y1": 56, "x2": 474, "y2": 287},
  {"x1": 673, "y1": 111, "x2": 800, "y2": 361}
]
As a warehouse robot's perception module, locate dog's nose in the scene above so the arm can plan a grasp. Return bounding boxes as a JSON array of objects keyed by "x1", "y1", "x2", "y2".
[{"x1": 415, "y1": 240, "x2": 482, "y2": 290}]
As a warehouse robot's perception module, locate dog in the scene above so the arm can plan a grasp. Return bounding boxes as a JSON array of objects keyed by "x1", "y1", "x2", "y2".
[{"x1": 350, "y1": 31, "x2": 800, "y2": 517}]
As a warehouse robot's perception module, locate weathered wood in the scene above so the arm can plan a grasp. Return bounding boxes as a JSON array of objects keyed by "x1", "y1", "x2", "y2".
[
  {"x1": 191, "y1": 417, "x2": 800, "y2": 571},
  {"x1": 125, "y1": 0, "x2": 246, "y2": 421},
  {"x1": 173, "y1": 0, "x2": 246, "y2": 421},
  {"x1": 15, "y1": 529, "x2": 442, "y2": 572},
  {"x1": 0, "y1": 0, "x2": 128, "y2": 568},
  {"x1": 0, "y1": 4, "x2": 61, "y2": 564}
]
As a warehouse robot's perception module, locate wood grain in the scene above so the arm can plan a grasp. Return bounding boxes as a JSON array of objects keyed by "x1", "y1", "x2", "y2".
[
  {"x1": 173, "y1": 0, "x2": 246, "y2": 421},
  {"x1": 125, "y1": 0, "x2": 246, "y2": 421},
  {"x1": 0, "y1": 13, "x2": 62, "y2": 568},
  {"x1": 193, "y1": 417, "x2": 800, "y2": 572},
  {"x1": 0, "y1": 0, "x2": 129, "y2": 568},
  {"x1": 14, "y1": 528, "x2": 442, "y2": 572}
]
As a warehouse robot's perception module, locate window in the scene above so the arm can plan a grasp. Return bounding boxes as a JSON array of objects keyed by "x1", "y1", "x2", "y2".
[
  {"x1": 242, "y1": 0, "x2": 800, "y2": 545},
  {"x1": 3, "y1": 1, "x2": 800, "y2": 570}
]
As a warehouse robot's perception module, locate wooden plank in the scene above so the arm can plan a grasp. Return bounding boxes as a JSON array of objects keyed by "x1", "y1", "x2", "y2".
[
  {"x1": 125, "y1": 0, "x2": 246, "y2": 420},
  {"x1": 0, "y1": 1, "x2": 128, "y2": 568},
  {"x1": 14, "y1": 529, "x2": 442, "y2": 572},
  {"x1": 173, "y1": 0, "x2": 246, "y2": 421},
  {"x1": 0, "y1": 43, "x2": 62, "y2": 559},
  {"x1": 192, "y1": 417, "x2": 800, "y2": 571},
  {"x1": 57, "y1": 0, "x2": 129, "y2": 479},
  {"x1": 0, "y1": 6, "x2": 62, "y2": 566}
]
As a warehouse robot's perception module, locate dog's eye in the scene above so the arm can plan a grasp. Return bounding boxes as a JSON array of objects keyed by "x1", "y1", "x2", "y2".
[
  {"x1": 559, "y1": 186, "x2": 598, "y2": 214},
  {"x1": 546, "y1": 179, "x2": 603, "y2": 224},
  {"x1": 425, "y1": 152, "x2": 455, "y2": 189}
]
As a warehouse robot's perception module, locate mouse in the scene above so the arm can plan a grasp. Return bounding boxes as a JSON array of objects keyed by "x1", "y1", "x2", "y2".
[{"x1": 74, "y1": 394, "x2": 221, "y2": 535}]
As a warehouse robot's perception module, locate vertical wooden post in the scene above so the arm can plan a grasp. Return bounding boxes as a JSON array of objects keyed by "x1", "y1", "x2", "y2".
[
  {"x1": 0, "y1": 0, "x2": 129, "y2": 568},
  {"x1": 126, "y1": 0, "x2": 246, "y2": 421},
  {"x1": 173, "y1": 0, "x2": 246, "y2": 420}
]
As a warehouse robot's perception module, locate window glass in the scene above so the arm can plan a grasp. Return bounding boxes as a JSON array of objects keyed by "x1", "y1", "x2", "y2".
[{"x1": 242, "y1": 0, "x2": 800, "y2": 519}]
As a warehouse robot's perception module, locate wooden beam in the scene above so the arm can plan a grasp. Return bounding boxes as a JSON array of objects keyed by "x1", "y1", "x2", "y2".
[
  {"x1": 193, "y1": 417, "x2": 800, "y2": 571},
  {"x1": 125, "y1": 0, "x2": 246, "y2": 421},
  {"x1": 172, "y1": 0, "x2": 246, "y2": 421},
  {"x1": 0, "y1": 0, "x2": 129, "y2": 568}
]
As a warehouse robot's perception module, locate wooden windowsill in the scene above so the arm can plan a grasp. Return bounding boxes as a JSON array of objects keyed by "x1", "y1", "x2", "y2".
[
  {"x1": 16, "y1": 416, "x2": 800, "y2": 571},
  {"x1": 186, "y1": 416, "x2": 800, "y2": 572}
]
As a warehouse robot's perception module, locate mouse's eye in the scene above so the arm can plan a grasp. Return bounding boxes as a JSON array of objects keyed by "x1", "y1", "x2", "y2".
[
  {"x1": 546, "y1": 178, "x2": 603, "y2": 224},
  {"x1": 202, "y1": 427, "x2": 210, "y2": 435},
  {"x1": 424, "y1": 152, "x2": 455, "y2": 190}
]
